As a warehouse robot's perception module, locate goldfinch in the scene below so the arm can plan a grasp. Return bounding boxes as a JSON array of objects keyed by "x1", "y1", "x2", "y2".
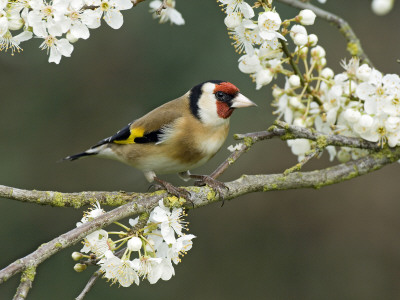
[{"x1": 65, "y1": 80, "x2": 256, "y2": 197}]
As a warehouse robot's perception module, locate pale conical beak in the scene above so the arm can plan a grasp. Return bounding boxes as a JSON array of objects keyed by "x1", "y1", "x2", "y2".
[{"x1": 230, "y1": 93, "x2": 257, "y2": 108}]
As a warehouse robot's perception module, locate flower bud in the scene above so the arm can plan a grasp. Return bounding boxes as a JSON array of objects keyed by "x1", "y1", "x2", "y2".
[
  {"x1": 298, "y1": 46, "x2": 308, "y2": 58},
  {"x1": 8, "y1": 18, "x2": 24, "y2": 31},
  {"x1": 66, "y1": 31, "x2": 78, "y2": 43},
  {"x1": 344, "y1": 108, "x2": 361, "y2": 123},
  {"x1": 127, "y1": 237, "x2": 142, "y2": 251},
  {"x1": 307, "y1": 34, "x2": 318, "y2": 46},
  {"x1": 293, "y1": 117, "x2": 306, "y2": 127},
  {"x1": 321, "y1": 67, "x2": 334, "y2": 79},
  {"x1": 288, "y1": 75, "x2": 301, "y2": 88},
  {"x1": 358, "y1": 114, "x2": 374, "y2": 128},
  {"x1": 311, "y1": 45, "x2": 326, "y2": 58},
  {"x1": 298, "y1": 9, "x2": 316, "y2": 25},
  {"x1": 272, "y1": 87, "x2": 282, "y2": 98},
  {"x1": 337, "y1": 149, "x2": 351, "y2": 163},
  {"x1": 71, "y1": 252, "x2": 83, "y2": 261},
  {"x1": 290, "y1": 25, "x2": 307, "y2": 46},
  {"x1": 385, "y1": 116, "x2": 400, "y2": 132},
  {"x1": 74, "y1": 263, "x2": 87, "y2": 272},
  {"x1": 371, "y1": 0, "x2": 394, "y2": 16},
  {"x1": 289, "y1": 96, "x2": 302, "y2": 108},
  {"x1": 356, "y1": 64, "x2": 372, "y2": 81},
  {"x1": 294, "y1": 34, "x2": 308, "y2": 46},
  {"x1": 318, "y1": 58, "x2": 327, "y2": 67}
]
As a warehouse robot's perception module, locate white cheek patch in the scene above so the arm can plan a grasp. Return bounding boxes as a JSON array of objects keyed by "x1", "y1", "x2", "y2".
[
  {"x1": 197, "y1": 90, "x2": 230, "y2": 126},
  {"x1": 202, "y1": 82, "x2": 216, "y2": 94}
]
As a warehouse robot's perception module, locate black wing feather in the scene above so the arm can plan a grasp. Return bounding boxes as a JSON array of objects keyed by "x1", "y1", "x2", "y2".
[
  {"x1": 91, "y1": 123, "x2": 132, "y2": 148},
  {"x1": 91, "y1": 123, "x2": 163, "y2": 148},
  {"x1": 134, "y1": 130, "x2": 162, "y2": 144}
]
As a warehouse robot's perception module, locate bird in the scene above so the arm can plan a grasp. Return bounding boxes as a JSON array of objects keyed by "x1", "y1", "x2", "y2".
[{"x1": 64, "y1": 80, "x2": 256, "y2": 198}]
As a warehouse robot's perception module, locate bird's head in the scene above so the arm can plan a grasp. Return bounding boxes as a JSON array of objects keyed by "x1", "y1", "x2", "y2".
[{"x1": 189, "y1": 80, "x2": 256, "y2": 125}]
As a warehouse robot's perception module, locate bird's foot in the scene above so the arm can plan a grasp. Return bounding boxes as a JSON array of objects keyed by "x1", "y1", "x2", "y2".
[
  {"x1": 153, "y1": 177, "x2": 192, "y2": 201},
  {"x1": 189, "y1": 174, "x2": 228, "y2": 199}
]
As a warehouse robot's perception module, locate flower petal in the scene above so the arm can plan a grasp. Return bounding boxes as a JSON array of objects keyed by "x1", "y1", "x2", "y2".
[{"x1": 104, "y1": 9, "x2": 123, "y2": 29}]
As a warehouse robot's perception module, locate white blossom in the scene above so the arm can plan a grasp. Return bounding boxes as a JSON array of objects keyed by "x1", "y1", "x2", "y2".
[
  {"x1": 255, "y1": 69, "x2": 273, "y2": 90},
  {"x1": 238, "y1": 53, "x2": 261, "y2": 74},
  {"x1": 150, "y1": 200, "x2": 184, "y2": 244},
  {"x1": 150, "y1": 0, "x2": 184, "y2": 25},
  {"x1": 219, "y1": 0, "x2": 254, "y2": 19},
  {"x1": 99, "y1": 251, "x2": 140, "y2": 287},
  {"x1": 81, "y1": 229, "x2": 110, "y2": 256},
  {"x1": 258, "y1": 11, "x2": 285, "y2": 48}
]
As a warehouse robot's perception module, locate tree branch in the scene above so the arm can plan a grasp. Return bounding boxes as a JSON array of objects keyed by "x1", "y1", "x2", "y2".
[
  {"x1": 2, "y1": 145, "x2": 400, "y2": 285},
  {"x1": 75, "y1": 270, "x2": 102, "y2": 300},
  {"x1": 12, "y1": 267, "x2": 36, "y2": 300},
  {"x1": 0, "y1": 186, "x2": 138, "y2": 208},
  {"x1": 276, "y1": 0, "x2": 373, "y2": 66}
]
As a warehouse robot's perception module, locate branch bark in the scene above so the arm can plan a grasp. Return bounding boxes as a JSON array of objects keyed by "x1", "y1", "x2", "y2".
[
  {"x1": 75, "y1": 271, "x2": 102, "y2": 300},
  {"x1": 1, "y1": 145, "x2": 400, "y2": 285},
  {"x1": 277, "y1": 0, "x2": 373, "y2": 67},
  {"x1": 12, "y1": 267, "x2": 36, "y2": 300}
]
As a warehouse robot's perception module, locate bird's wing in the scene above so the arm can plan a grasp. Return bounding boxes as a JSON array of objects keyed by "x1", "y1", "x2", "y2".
[{"x1": 91, "y1": 97, "x2": 188, "y2": 148}]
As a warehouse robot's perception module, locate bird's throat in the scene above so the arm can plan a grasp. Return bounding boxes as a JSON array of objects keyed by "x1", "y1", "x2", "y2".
[{"x1": 216, "y1": 101, "x2": 234, "y2": 119}]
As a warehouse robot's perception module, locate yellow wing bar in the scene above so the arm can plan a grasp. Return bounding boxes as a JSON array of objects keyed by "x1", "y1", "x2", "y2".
[{"x1": 113, "y1": 127, "x2": 145, "y2": 144}]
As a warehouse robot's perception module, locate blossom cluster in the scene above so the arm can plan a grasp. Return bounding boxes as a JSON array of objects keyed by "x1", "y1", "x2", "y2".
[
  {"x1": 274, "y1": 57, "x2": 400, "y2": 163},
  {"x1": 219, "y1": 0, "x2": 317, "y2": 90},
  {"x1": 73, "y1": 199, "x2": 195, "y2": 287},
  {"x1": 0, "y1": 0, "x2": 184, "y2": 63},
  {"x1": 220, "y1": 1, "x2": 400, "y2": 163}
]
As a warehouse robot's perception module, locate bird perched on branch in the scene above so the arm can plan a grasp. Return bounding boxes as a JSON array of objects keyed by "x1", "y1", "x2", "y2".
[{"x1": 65, "y1": 80, "x2": 256, "y2": 198}]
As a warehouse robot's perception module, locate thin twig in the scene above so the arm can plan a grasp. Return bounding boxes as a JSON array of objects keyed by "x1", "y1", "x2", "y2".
[
  {"x1": 283, "y1": 148, "x2": 320, "y2": 175},
  {"x1": 12, "y1": 267, "x2": 36, "y2": 300},
  {"x1": 75, "y1": 271, "x2": 102, "y2": 300},
  {"x1": 156, "y1": 0, "x2": 168, "y2": 14},
  {"x1": 276, "y1": 0, "x2": 373, "y2": 66},
  {"x1": 280, "y1": 40, "x2": 323, "y2": 106},
  {"x1": 211, "y1": 130, "x2": 285, "y2": 179}
]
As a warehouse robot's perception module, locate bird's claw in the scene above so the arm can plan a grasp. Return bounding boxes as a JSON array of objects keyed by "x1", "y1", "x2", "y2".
[
  {"x1": 153, "y1": 177, "x2": 193, "y2": 205},
  {"x1": 191, "y1": 175, "x2": 229, "y2": 199}
]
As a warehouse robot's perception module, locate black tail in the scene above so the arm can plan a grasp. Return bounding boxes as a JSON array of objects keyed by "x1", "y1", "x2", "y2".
[{"x1": 64, "y1": 151, "x2": 97, "y2": 161}]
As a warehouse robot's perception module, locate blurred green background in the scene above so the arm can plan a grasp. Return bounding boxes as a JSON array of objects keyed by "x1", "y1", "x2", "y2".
[{"x1": 1, "y1": 0, "x2": 400, "y2": 299}]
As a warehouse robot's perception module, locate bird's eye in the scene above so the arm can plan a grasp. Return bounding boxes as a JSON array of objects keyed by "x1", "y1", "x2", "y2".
[{"x1": 215, "y1": 91, "x2": 227, "y2": 101}]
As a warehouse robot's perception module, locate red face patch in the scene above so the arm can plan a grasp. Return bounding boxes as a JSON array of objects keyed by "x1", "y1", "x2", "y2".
[
  {"x1": 213, "y1": 82, "x2": 239, "y2": 95},
  {"x1": 216, "y1": 101, "x2": 234, "y2": 119}
]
